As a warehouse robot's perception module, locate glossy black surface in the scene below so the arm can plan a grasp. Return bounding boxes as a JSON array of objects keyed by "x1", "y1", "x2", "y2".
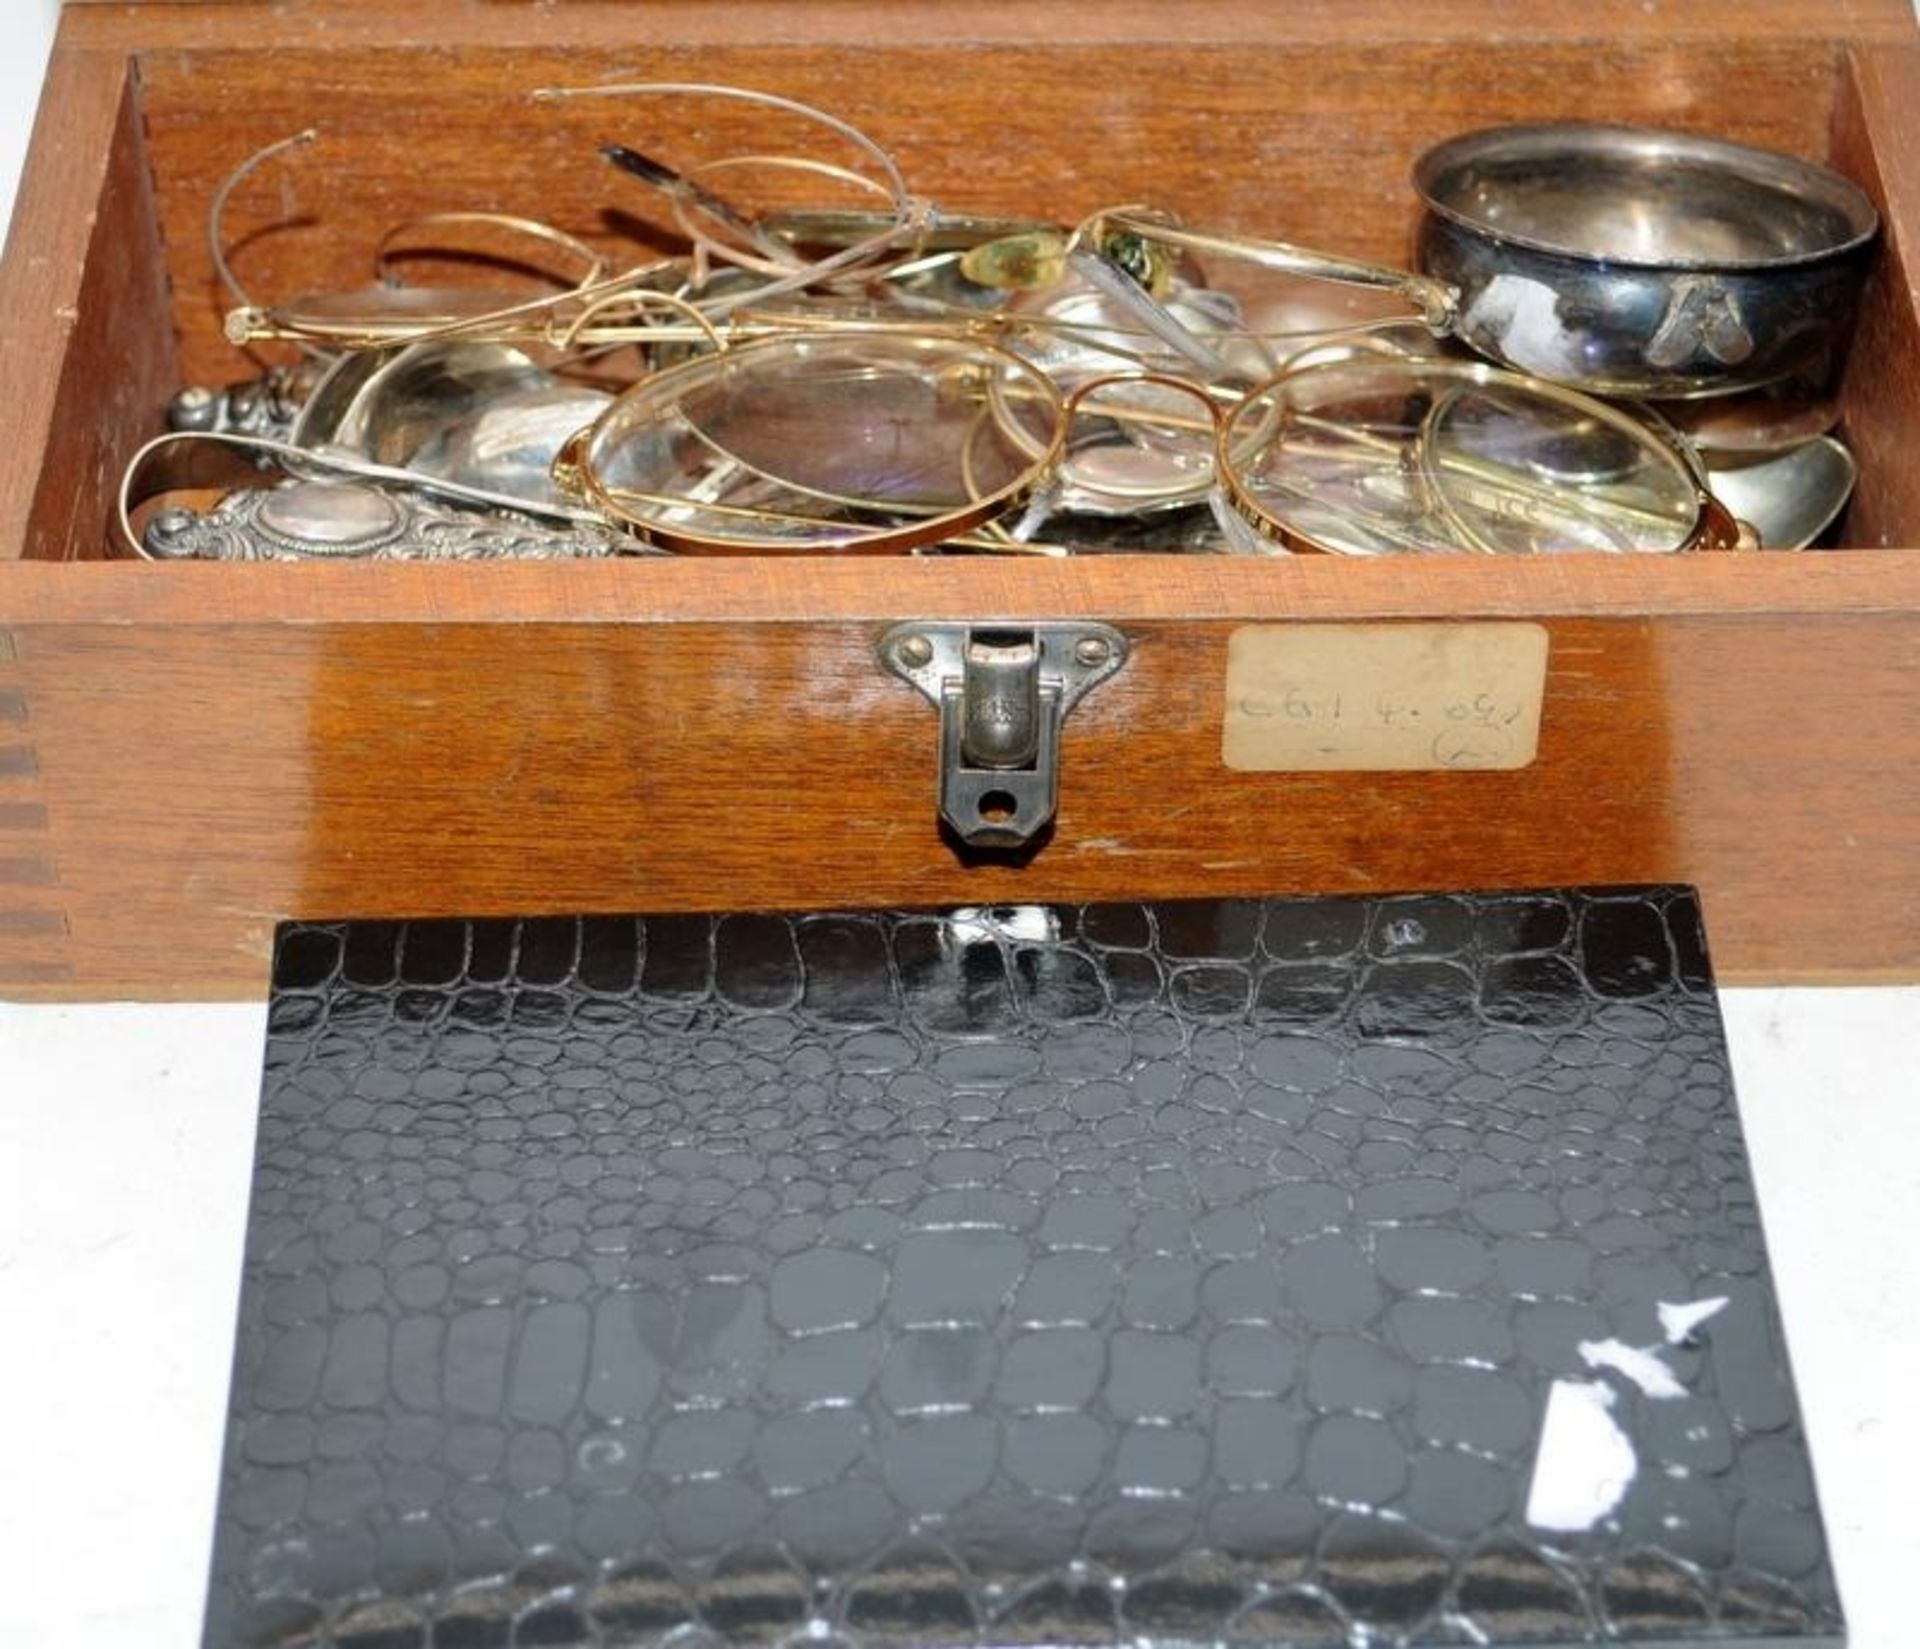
[{"x1": 205, "y1": 890, "x2": 1841, "y2": 1648}]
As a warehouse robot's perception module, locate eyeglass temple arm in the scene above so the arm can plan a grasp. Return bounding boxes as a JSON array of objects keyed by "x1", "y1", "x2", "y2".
[{"x1": 1089, "y1": 208, "x2": 1459, "y2": 334}]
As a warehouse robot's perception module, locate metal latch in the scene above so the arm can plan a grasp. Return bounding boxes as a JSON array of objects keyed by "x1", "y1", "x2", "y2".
[{"x1": 879, "y1": 621, "x2": 1128, "y2": 848}]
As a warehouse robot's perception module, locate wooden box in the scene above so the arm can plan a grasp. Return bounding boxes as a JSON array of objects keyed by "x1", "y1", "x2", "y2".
[{"x1": 2, "y1": 0, "x2": 1918, "y2": 998}]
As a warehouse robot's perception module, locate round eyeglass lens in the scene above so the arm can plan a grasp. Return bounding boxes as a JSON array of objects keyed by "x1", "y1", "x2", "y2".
[
  {"x1": 573, "y1": 331, "x2": 1064, "y2": 552},
  {"x1": 1222, "y1": 358, "x2": 1707, "y2": 555}
]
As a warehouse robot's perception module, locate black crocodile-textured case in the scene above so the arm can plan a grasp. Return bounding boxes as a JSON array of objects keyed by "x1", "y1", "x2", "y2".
[{"x1": 204, "y1": 889, "x2": 1842, "y2": 1649}]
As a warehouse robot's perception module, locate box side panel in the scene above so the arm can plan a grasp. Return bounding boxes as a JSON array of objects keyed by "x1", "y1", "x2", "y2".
[
  {"x1": 9, "y1": 595, "x2": 1918, "y2": 995},
  {"x1": 0, "y1": 48, "x2": 176, "y2": 564},
  {"x1": 1834, "y1": 46, "x2": 1920, "y2": 548},
  {"x1": 33, "y1": 68, "x2": 179, "y2": 563}
]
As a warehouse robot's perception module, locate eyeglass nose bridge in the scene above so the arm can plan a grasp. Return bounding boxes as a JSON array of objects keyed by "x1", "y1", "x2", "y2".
[{"x1": 1052, "y1": 371, "x2": 1229, "y2": 512}]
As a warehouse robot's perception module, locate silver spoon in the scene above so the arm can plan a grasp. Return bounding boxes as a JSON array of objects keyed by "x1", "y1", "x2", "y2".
[{"x1": 1704, "y1": 435, "x2": 1856, "y2": 551}]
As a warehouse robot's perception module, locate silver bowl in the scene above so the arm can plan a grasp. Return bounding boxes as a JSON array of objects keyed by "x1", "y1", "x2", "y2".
[{"x1": 1414, "y1": 123, "x2": 1879, "y2": 398}]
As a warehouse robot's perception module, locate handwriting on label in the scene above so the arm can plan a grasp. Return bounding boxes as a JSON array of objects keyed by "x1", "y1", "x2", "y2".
[{"x1": 1222, "y1": 622, "x2": 1549, "y2": 772}]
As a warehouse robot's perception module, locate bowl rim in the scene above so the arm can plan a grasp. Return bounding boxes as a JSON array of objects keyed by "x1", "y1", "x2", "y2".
[{"x1": 1412, "y1": 121, "x2": 1881, "y2": 270}]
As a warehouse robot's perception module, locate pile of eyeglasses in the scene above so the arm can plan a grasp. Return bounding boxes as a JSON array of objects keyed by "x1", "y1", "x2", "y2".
[{"x1": 122, "y1": 83, "x2": 1876, "y2": 562}]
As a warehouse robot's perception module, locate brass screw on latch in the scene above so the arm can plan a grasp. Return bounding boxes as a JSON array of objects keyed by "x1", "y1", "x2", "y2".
[
  {"x1": 1073, "y1": 635, "x2": 1112, "y2": 667},
  {"x1": 894, "y1": 634, "x2": 934, "y2": 669}
]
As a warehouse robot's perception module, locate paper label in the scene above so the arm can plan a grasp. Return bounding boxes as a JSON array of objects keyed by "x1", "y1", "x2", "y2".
[{"x1": 1222, "y1": 622, "x2": 1548, "y2": 772}]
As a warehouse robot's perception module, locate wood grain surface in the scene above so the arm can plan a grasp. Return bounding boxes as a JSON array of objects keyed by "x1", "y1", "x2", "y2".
[
  {"x1": 1834, "y1": 47, "x2": 1920, "y2": 549},
  {"x1": 0, "y1": 52, "x2": 171, "y2": 565},
  {"x1": 0, "y1": 630, "x2": 70, "y2": 988},
  {"x1": 1, "y1": 2, "x2": 1918, "y2": 995},
  {"x1": 54, "y1": 0, "x2": 1919, "y2": 48},
  {"x1": 6, "y1": 558, "x2": 1920, "y2": 994}
]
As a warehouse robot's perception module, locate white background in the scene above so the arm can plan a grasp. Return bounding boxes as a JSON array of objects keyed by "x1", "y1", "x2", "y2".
[{"x1": 0, "y1": 4, "x2": 1915, "y2": 1645}]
